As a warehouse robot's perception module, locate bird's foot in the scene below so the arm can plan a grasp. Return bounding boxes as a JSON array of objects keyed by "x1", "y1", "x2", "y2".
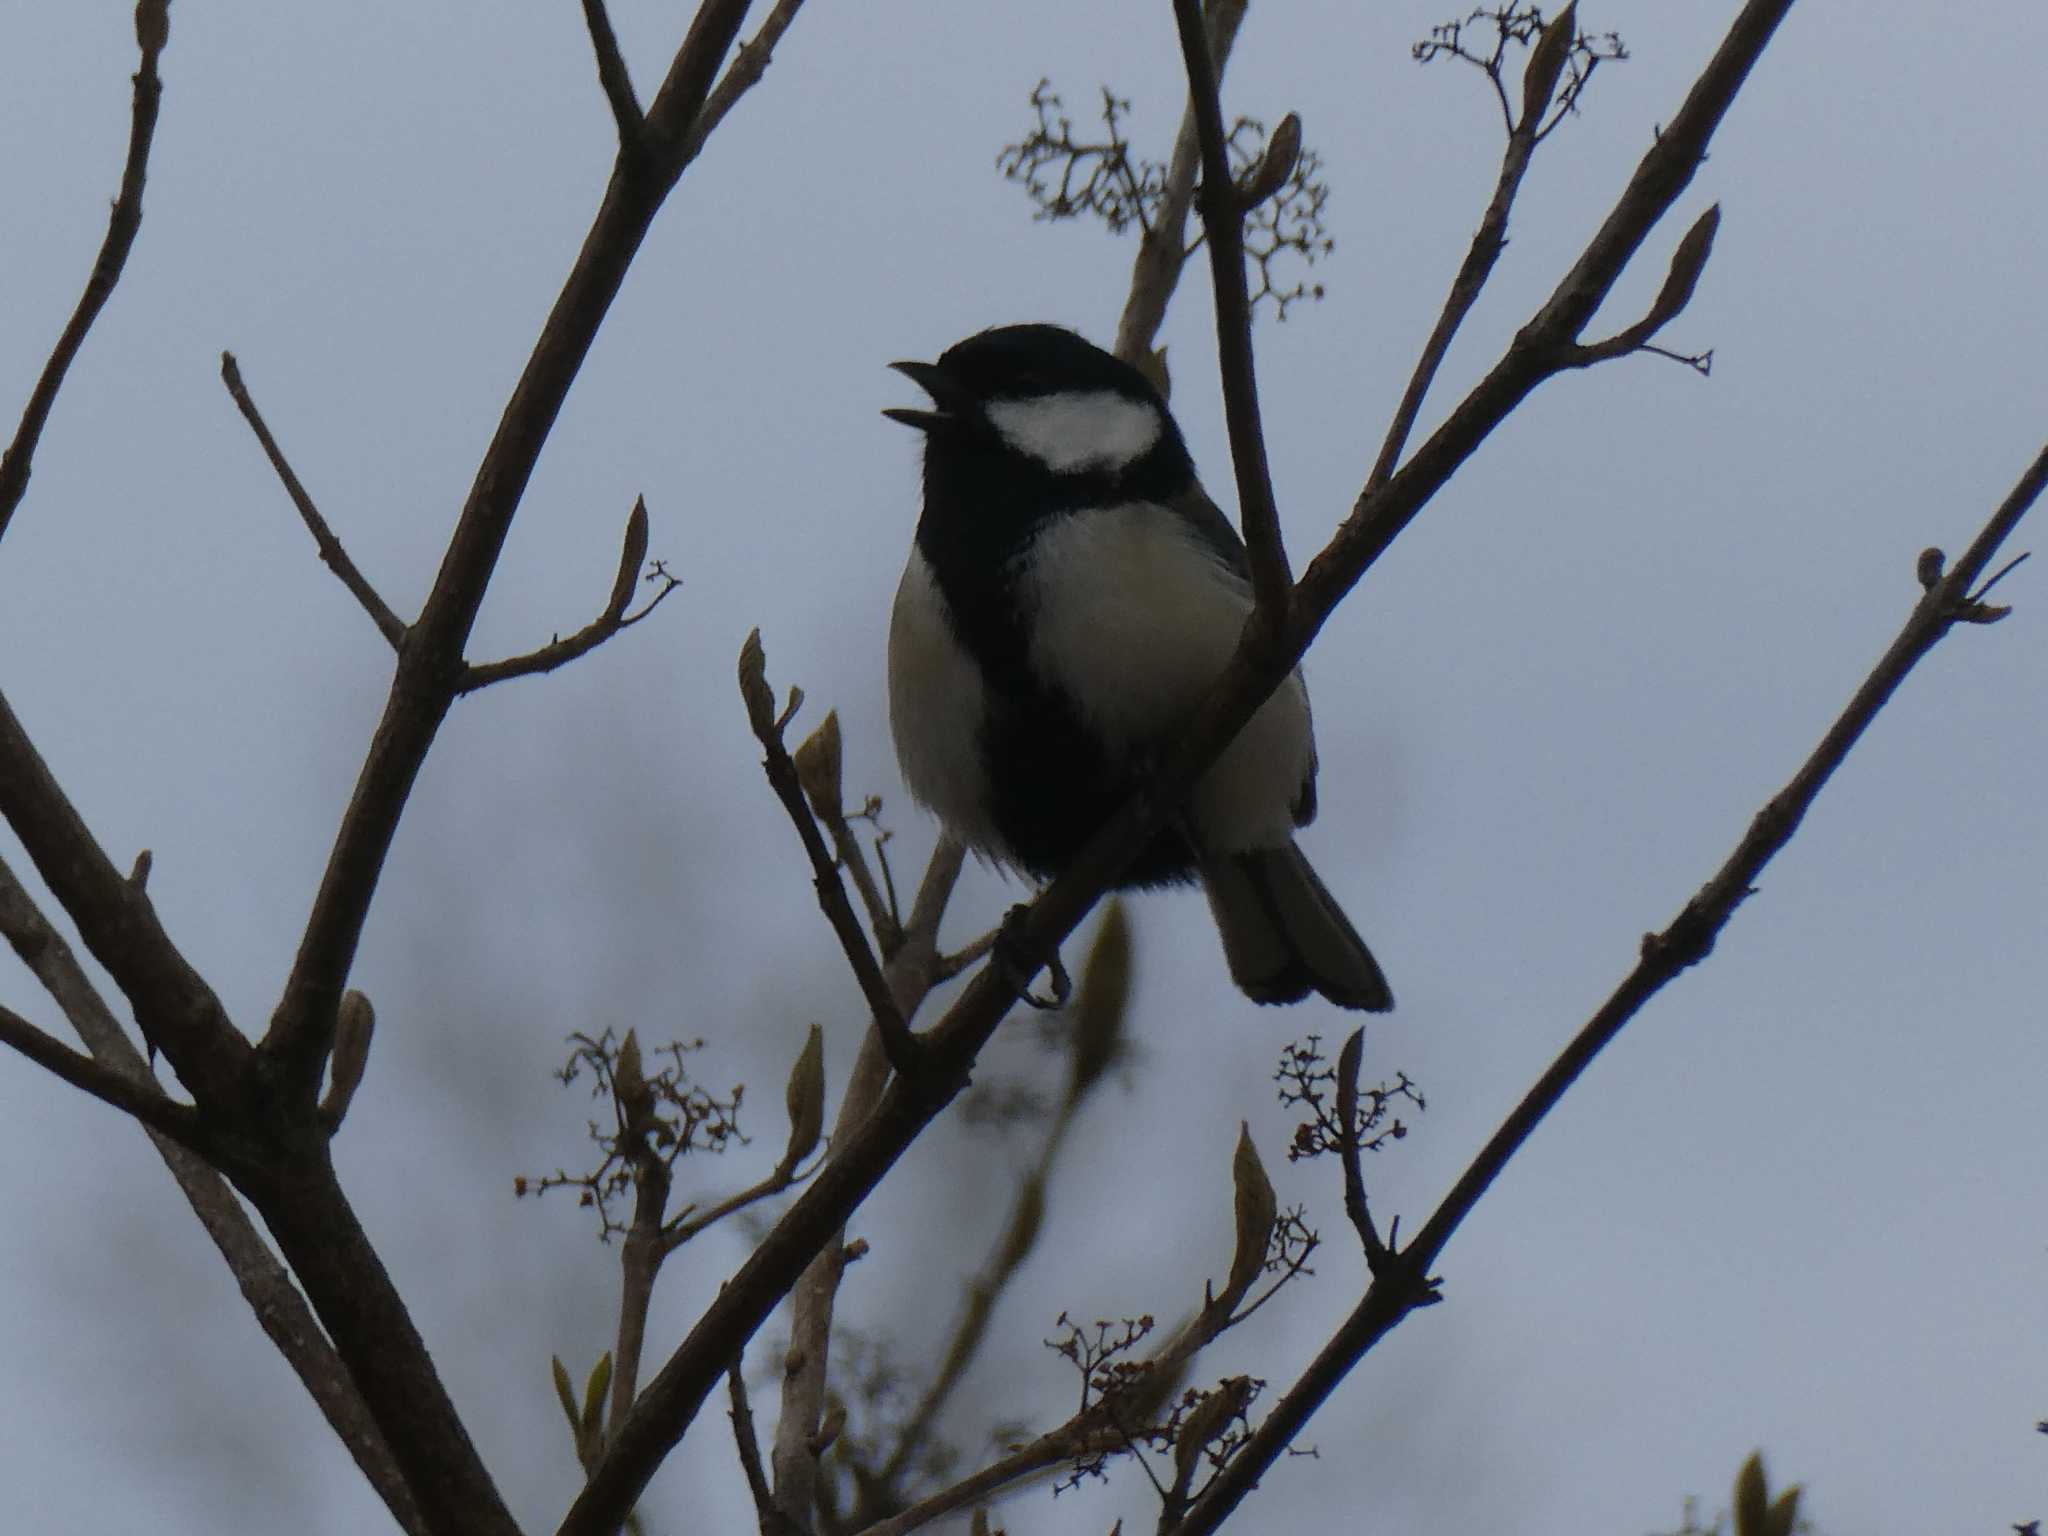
[{"x1": 996, "y1": 904, "x2": 1071, "y2": 1011}]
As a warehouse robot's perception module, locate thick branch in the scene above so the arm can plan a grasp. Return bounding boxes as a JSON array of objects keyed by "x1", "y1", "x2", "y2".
[
  {"x1": 1168, "y1": 445, "x2": 2047, "y2": 1534},
  {"x1": 263, "y1": 0, "x2": 765, "y2": 1100},
  {"x1": 458, "y1": 499, "x2": 679, "y2": 692},
  {"x1": 245, "y1": 1155, "x2": 522, "y2": 1536},
  {"x1": 1170, "y1": 0, "x2": 1290, "y2": 617},
  {"x1": 0, "y1": 856, "x2": 429, "y2": 1536},
  {"x1": 0, "y1": 999, "x2": 210, "y2": 1151},
  {"x1": 0, "y1": 687, "x2": 250, "y2": 1108},
  {"x1": 0, "y1": 0, "x2": 167, "y2": 546},
  {"x1": 220, "y1": 352, "x2": 408, "y2": 649}
]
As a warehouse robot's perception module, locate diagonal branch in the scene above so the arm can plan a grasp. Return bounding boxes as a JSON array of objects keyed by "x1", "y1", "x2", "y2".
[
  {"x1": 0, "y1": 998, "x2": 210, "y2": 1151},
  {"x1": 0, "y1": 855, "x2": 431, "y2": 1536},
  {"x1": 0, "y1": 0, "x2": 168, "y2": 547},
  {"x1": 680, "y1": 0, "x2": 810, "y2": 164},
  {"x1": 740, "y1": 631, "x2": 923, "y2": 1078},
  {"x1": 220, "y1": 352, "x2": 408, "y2": 650},
  {"x1": 580, "y1": 0, "x2": 645, "y2": 145},
  {"x1": 458, "y1": 498, "x2": 680, "y2": 692},
  {"x1": 768, "y1": 840, "x2": 963, "y2": 1527},
  {"x1": 1364, "y1": 7, "x2": 1573, "y2": 493},
  {"x1": 0, "y1": 687, "x2": 251, "y2": 1108},
  {"x1": 1167, "y1": 442, "x2": 2047, "y2": 1536},
  {"x1": 263, "y1": 0, "x2": 771, "y2": 1102},
  {"x1": 1112, "y1": 0, "x2": 1248, "y2": 367},
  {"x1": 1169, "y1": 0, "x2": 1290, "y2": 618}
]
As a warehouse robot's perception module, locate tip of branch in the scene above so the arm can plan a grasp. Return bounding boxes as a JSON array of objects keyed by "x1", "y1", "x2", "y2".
[
  {"x1": 1239, "y1": 112, "x2": 1303, "y2": 210},
  {"x1": 609, "y1": 497, "x2": 650, "y2": 619}
]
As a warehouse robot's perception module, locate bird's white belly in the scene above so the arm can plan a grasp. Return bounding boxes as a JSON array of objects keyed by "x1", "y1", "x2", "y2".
[
  {"x1": 888, "y1": 551, "x2": 1003, "y2": 854},
  {"x1": 1018, "y1": 502, "x2": 1315, "y2": 852}
]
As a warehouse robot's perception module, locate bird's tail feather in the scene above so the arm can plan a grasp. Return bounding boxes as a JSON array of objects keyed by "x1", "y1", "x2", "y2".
[{"x1": 1202, "y1": 843, "x2": 1393, "y2": 1012}]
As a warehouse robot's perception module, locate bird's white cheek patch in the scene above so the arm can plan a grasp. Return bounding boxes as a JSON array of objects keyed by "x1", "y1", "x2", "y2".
[
  {"x1": 888, "y1": 553, "x2": 1002, "y2": 855},
  {"x1": 987, "y1": 391, "x2": 1163, "y2": 474}
]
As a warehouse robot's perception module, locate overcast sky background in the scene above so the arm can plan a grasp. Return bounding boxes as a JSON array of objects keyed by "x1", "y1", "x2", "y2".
[{"x1": 1, "y1": 3, "x2": 2043, "y2": 1533}]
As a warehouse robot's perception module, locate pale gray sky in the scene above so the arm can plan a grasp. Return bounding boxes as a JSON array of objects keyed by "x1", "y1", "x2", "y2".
[{"x1": 1, "y1": 3, "x2": 2043, "y2": 1533}]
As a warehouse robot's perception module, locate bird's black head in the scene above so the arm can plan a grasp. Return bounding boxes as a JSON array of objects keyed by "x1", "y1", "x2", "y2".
[{"x1": 885, "y1": 324, "x2": 1192, "y2": 502}]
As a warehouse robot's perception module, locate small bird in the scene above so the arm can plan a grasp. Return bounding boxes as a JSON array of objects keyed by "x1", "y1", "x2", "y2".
[{"x1": 884, "y1": 323, "x2": 1392, "y2": 1012}]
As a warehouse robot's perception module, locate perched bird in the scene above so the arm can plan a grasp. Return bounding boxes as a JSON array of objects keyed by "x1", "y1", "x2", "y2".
[{"x1": 884, "y1": 323, "x2": 1392, "y2": 1012}]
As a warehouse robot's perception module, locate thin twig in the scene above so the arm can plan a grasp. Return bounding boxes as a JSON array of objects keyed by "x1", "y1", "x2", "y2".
[
  {"x1": 1366, "y1": 149, "x2": 1535, "y2": 492},
  {"x1": 741, "y1": 633, "x2": 923, "y2": 1078},
  {"x1": 1168, "y1": 441, "x2": 2048, "y2": 1536},
  {"x1": 1169, "y1": 0, "x2": 1290, "y2": 618},
  {"x1": 1334, "y1": 1029, "x2": 1382, "y2": 1261},
  {"x1": 1112, "y1": 0, "x2": 1249, "y2": 367},
  {"x1": 219, "y1": 352, "x2": 408, "y2": 649},
  {"x1": 664, "y1": 1160, "x2": 809, "y2": 1252},
  {"x1": 679, "y1": 0, "x2": 810, "y2": 163},
  {"x1": 730, "y1": 1364, "x2": 798, "y2": 1536},
  {"x1": 0, "y1": 0, "x2": 168, "y2": 546},
  {"x1": 459, "y1": 501, "x2": 680, "y2": 692},
  {"x1": 852, "y1": 1424, "x2": 1130, "y2": 1536},
  {"x1": 580, "y1": 0, "x2": 645, "y2": 144},
  {"x1": 0, "y1": 999, "x2": 209, "y2": 1152}
]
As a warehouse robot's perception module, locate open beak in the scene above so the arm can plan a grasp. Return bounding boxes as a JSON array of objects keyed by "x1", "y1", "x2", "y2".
[{"x1": 883, "y1": 359, "x2": 968, "y2": 432}]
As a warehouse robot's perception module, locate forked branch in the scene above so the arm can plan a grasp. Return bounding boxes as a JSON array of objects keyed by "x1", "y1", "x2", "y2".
[{"x1": 459, "y1": 499, "x2": 680, "y2": 692}]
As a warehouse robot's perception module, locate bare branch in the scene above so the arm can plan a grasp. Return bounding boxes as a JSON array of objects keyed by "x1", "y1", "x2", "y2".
[
  {"x1": 0, "y1": 998, "x2": 209, "y2": 1152},
  {"x1": 731, "y1": 1364, "x2": 801, "y2": 1536},
  {"x1": 0, "y1": 856, "x2": 430, "y2": 1536},
  {"x1": 679, "y1": 0, "x2": 810, "y2": 163},
  {"x1": 459, "y1": 499, "x2": 680, "y2": 692},
  {"x1": 1334, "y1": 1029, "x2": 1382, "y2": 1262},
  {"x1": 1114, "y1": 0, "x2": 1248, "y2": 365},
  {"x1": 264, "y1": 0, "x2": 769, "y2": 1100},
  {"x1": 0, "y1": 687, "x2": 250, "y2": 1107},
  {"x1": 0, "y1": 0, "x2": 168, "y2": 546},
  {"x1": 1565, "y1": 204, "x2": 1721, "y2": 366},
  {"x1": 220, "y1": 352, "x2": 407, "y2": 650},
  {"x1": 580, "y1": 0, "x2": 645, "y2": 145},
  {"x1": 740, "y1": 631, "x2": 923, "y2": 1079},
  {"x1": 1366, "y1": 14, "x2": 1568, "y2": 492},
  {"x1": 770, "y1": 840, "x2": 963, "y2": 1527},
  {"x1": 852, "y1": 1425, "x2": 1131, "y2": 1536},
  {"x1": 792, "y1": 713, "x2": 902, "y2": 955},
  {"x1": 1169, "y1": 442, "x2": 2048, "y2": 1535},
  {"x1": 1170, "y1": 0, "x2": 1291, "y2": 618}
]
